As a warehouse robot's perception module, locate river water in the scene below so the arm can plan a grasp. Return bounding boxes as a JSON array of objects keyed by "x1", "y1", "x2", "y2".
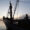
[{"x1": 0, "y1": 20, "x2": 6, "y2": 30}]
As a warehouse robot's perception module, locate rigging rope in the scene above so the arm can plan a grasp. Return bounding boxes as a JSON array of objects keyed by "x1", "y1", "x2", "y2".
[{"x1": 13, "y1": 0, "x2": 19, "y2": 18}]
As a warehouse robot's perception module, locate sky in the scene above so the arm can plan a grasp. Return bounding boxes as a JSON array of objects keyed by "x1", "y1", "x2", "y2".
[
  {"x1": 0, "y1": 0, "x2": 30, "y2": 18},
  {"x1": 0, "y1": 0, "x2": 30, "y2": 29}
]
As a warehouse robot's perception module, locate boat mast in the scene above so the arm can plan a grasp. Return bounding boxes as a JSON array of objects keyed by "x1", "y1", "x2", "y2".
[{"x1": 9, "y1": 2, "x2": 12, "y2": 19}]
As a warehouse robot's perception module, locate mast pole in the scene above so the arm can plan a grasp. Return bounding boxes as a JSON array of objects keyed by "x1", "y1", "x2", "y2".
[{"x1": 9, "y1": 1, "x2": 12, "y2": 19}]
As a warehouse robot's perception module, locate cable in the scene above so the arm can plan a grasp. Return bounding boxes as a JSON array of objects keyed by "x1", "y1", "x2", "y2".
[{"x1": 13, "y1": 0, "x2": 19, "y2": 18}]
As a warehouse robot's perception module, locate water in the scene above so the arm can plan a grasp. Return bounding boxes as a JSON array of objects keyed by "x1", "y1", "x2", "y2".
[
  {"x1": 0, "y1": 26, "x2": 6, "y2": 30},
  {"x1": 0, "y1": 20, "x2": 6, "y2": 30}
]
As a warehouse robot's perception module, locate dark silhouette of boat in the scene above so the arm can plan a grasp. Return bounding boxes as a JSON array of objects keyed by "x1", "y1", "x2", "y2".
[
  {"x1": 3, "y1": 0, "x2": 30, "y2": 30},
  {"x1": 3, "y1": 14, "x2": 30, "y2": 30}
]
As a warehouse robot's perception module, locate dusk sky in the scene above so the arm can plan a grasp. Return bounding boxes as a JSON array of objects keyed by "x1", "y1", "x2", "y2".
[
  {"x1": 0, "y1": 0, "x2": 30, "y2": 29},
  {"x1": 0, "y1": 0, "x2": 30, "y2": 18}
]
